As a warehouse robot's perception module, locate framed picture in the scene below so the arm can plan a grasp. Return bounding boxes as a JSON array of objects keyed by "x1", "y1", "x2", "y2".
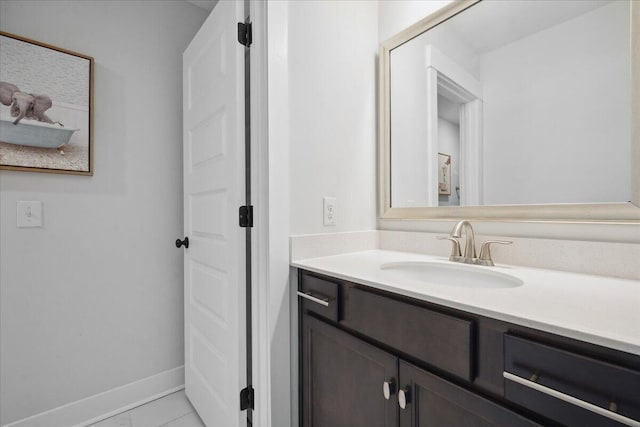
[
  {"x1": 438, "y1": 152, "x2": 451, "y2": 195},
  {"x1": 0, "y1": 31, "x2": 93, "y2": 175}
]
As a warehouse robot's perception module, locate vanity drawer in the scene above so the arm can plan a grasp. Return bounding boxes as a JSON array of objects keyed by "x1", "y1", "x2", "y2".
[
  {"x1": 346, "y1": 287, "x2": 474, "y2": 381},
  {"x1": 504, "y1": 335, "x2": 640, "y2": 426},
  {"x1": 299, "y1": 273, "x2": 340, "y2": 322}
]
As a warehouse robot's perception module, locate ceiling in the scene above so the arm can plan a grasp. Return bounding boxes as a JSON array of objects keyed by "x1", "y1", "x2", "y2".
[
  {"x1": 185, "y1": 0, "x2": 217, "y2": 13},
  {"x1": 184, "y1": 1, "x2": 614, "y2": 51},
  {"x1": 448, "y1": 0, "x2": 613, "y2": 54}
]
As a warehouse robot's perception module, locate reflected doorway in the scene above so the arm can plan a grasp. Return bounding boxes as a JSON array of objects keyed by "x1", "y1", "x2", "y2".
[{"x1": 437, "y1": 95, "x2": 461, "y2": 206}]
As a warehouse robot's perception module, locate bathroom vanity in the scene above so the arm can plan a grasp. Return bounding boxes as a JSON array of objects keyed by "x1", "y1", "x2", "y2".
[
  {"x1": 294, "y1": 251, "x2": 640, "y2": 427},
  {"x1": 293, "y1": 0, "x2": 640, "y2": 424}
]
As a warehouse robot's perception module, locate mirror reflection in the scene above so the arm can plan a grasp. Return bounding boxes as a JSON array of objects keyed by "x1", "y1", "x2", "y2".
[{"x1": 390, "y1": 0, "x2": 631, "y2": 208}]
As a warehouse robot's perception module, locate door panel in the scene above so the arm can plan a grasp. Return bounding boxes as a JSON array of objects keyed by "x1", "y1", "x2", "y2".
[
  {"x1": 183, "y1": 1, "x2": 245, "y2": 425},
  {"x1": 301, "y1": 314, "x2": 398, "y2": 427}
]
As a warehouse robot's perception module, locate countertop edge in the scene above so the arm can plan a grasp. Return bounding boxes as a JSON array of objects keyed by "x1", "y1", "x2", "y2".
[{"x1": 291, "y1": 257, "x2": 640, "y2": 357}]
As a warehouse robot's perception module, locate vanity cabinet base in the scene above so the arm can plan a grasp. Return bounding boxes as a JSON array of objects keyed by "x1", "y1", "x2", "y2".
[
  {"x1": 301, "y1": 312, "x2": 540, "y2": 427},
  {"x1": 298, "y1": 269, "x2": 640, "y2": 427}
]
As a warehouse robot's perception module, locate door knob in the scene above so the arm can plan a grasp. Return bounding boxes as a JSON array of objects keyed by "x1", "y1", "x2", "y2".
[
  {"x1": 175, "y1": 237, "x2": 189, "y2": 249},
  {"x1": 383, "y1": 379, "x2": 396, "y2": 400},
  {"x1": 398, "y1": 387, "x2": 410, "y2": 409}
]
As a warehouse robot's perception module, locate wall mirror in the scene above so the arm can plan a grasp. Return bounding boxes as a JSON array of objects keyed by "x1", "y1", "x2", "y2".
[{"x1": 379, "y1": 0, "x2": 639, "y2": 222}]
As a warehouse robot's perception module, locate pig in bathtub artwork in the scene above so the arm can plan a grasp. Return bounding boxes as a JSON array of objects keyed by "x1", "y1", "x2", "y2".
[{"x1": 0, "y1": 31, "x2": 93, "y2": 174}]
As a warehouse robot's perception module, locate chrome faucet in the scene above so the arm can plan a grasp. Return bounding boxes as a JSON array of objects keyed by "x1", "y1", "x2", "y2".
[
  {"x1": 438, "y1": 220, "x2": 513, "y2": 266},
  {"x1": 450, "y1": 220, "x2": 477, "y2": 262}
]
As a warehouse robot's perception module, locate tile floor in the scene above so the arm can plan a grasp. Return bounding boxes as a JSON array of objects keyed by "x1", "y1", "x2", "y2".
[{"x1": 90, "y1": 390, "x2": 204, "y2": 427}]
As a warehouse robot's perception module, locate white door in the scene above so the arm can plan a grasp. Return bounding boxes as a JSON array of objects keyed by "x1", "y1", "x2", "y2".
[{"x1": 182, "y1": 1, "x2": 246, "y2": 425}]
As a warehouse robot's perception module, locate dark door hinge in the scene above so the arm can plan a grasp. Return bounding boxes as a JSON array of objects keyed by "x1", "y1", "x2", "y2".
[
  {"x1": 240, "y1": 385, "x2": 254, "y2": 410},
  {"x1": 237, "y1": 22, "x2": 252, "y2": 47},
  {"x1": 239, "y1": 205, "x2": 253, "y2": 228}
]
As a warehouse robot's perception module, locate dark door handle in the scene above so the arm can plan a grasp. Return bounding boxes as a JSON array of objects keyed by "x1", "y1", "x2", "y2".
[{"x1": 176, "y1": 237, "x2": 189, "y2": 249}]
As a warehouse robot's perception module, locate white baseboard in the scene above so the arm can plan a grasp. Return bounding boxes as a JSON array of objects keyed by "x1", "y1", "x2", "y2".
[{"x1": 2, "y1": 366, "x2": 185, "y2": 427}]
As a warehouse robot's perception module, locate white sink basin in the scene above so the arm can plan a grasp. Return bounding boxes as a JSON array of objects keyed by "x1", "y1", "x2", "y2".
[{"x1": 380, "y1": 261, "x2": 524, "y2": 289}]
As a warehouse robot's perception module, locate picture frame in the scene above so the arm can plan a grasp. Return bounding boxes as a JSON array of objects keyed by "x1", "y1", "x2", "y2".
[
  {"x1": 0, "y1": 31, "x2": 94, "y2": 175},
  {"x1": 438, "y1": 152, "x2": 451, "y2": 195}
]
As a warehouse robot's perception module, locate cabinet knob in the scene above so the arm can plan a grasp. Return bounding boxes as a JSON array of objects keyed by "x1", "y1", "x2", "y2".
[
  {"x1": 383, "y1": 379, "x2": 396, "y2": 400},
  {"x1": 398, "y1": 387, "x2": 410, "y2": 409}
]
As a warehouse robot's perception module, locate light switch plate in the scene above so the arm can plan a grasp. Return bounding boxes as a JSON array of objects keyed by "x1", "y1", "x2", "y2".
[{"x1": 17, "y1": 201, "x2": 43, "y2": 228}]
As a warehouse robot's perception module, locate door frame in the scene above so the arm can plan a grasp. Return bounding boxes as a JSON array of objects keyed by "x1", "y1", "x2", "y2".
[
  {"x1": 250, "y1": 1, "x2": 299, "y2": 425},
  {"x1": 247, "y1": 0, "x2": 272, "y2": 426},
  {"x1": 424, "y1": 45, "x2": 483, "y2": 206}
]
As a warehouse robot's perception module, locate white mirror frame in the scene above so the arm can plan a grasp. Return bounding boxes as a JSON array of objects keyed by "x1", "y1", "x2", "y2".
[{"x1": 379, "y1": 0, "x2": 640, "y2": 223}]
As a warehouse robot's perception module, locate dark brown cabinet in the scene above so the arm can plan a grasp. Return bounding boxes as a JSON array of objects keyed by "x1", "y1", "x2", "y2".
[
  {"x1": 398, "y1": 361, "x2": 540, "y2": 427},
  {"x1": 346, "y1": 287, "x2": 475, "y2": 381},
  {"x1": 298, "y1": 270, "x2": 640, "y2": 427},
  {"x1": 503, "y1": 335, "x2": 640, "y2": 427},
  {"x1": 301, "y1": 312, "x2": 541, "y2": 427},
  {"x1": 301, "y1": 314, "x2": 398, "y2": 427}
]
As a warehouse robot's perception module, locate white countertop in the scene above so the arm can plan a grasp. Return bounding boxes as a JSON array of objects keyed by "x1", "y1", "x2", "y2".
[{"x1": 291, "y1": 250, "x2": 640, "y2": 356}]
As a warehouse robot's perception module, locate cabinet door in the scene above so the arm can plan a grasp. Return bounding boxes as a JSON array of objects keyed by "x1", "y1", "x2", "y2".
[
  {"x1": 301, "y1": 314, "x2": 398, "y2": 427},
  {"x1": 398, "y1": 361, "x2": 541, "y2": 427}
]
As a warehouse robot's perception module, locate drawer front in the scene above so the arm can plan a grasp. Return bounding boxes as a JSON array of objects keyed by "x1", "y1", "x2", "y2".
[
  {"x1": 346, "y1": 287, "x2": 474, "y2": 381},
  {"x1": 504, "y1": 334, "x2": 640, "y2": 426},
  {"x1": 299, "y1": 273, "x2": 340, "y2": 322}
]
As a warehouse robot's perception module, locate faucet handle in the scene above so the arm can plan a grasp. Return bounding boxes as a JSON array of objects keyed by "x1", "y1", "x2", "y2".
[
  {"x1": 478, "y1": 240, "x2": 513, "y2": 266},
  {"x1": 437, "y1": 236, "x2": 462, "y2": 261}
]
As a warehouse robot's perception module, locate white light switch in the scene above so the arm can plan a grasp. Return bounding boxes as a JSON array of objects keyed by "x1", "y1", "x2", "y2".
[
  {"x1": 323, "y1": 197, "x2": 336, "y2": 226},
  {"x1": 17, "y1": 201, "x2": 43, "y2": 228}
]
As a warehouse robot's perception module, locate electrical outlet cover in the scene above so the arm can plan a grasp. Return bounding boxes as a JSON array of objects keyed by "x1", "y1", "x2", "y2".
[{"x1": 323, "y1": 197, "x2": 336, "y2": 226}]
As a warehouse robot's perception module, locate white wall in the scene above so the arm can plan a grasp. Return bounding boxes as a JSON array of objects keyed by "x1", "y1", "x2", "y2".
[
  {"x1": 287, "y1": 0, "x2": 378, "y2": 235},
  {"x1": 481, "y1": 1, "x2": 630, "y2": 205},
  {"x1": 0, "y1": 1, "x2": 207, "y2": 424},
  {"x1": 272, "y1": 1, "x2": 379, "y2": 425}
]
